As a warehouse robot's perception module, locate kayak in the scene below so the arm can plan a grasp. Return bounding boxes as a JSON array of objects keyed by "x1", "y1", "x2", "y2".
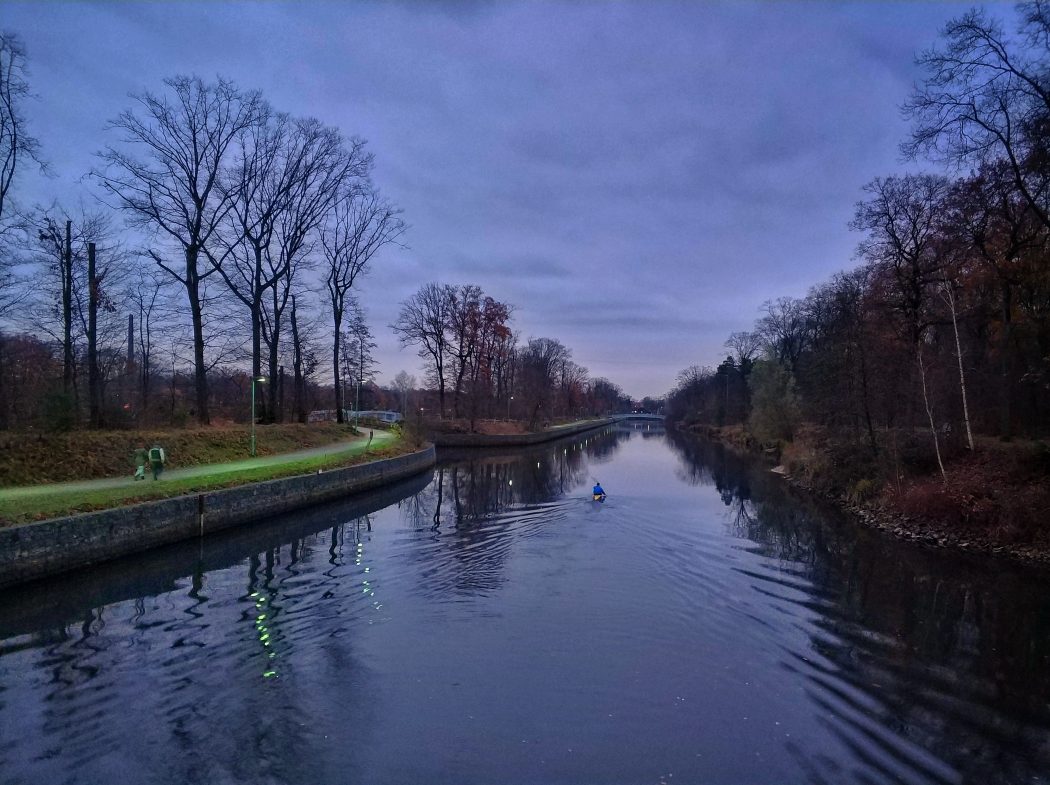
[{"x1": 592, "y1": 493, "x2": 606, "y2": 502}]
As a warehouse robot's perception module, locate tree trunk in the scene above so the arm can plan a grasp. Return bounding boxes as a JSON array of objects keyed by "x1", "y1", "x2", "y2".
[
  {"x1": 248, "y1": 246, "x2": 267, "y2": 424},
  {"x1": 1000, "y1": 280, "x2": 1013, "y2": 440},
  {"x1": 917, "y1": 344, "x2": 947, "y2": 483},
  {"x1": 291, "y1": 295, "x2": 306, "y2": 423},
  {"x1": 186, "y1": 246, "x2": 210, "y2": 425},
  {"x1": 87, "y1": 242, "x2": 102, "y2": 428},
  {"x1": 333, "y1": 307, "x2": 344, "y2": 424},
  {"x1": 856, "y1": 334, "x2": 878, "y2": 456},
  {"x1": 62, "y1": 220, "x2": 74, "y2": 397},
  {"x1": 0, "y1": 333, "x2": 7, "y2": 430},
  {"x1": 267, "y1": 338, "x2": 280, "y2": 424},
  {"x1": 942, "y1": 282, "x2": 974, "y2": 450}
]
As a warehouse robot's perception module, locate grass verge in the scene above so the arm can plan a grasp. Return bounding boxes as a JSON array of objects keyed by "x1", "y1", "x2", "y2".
[{"x1": 0, "y1": 439, "x2": 414, "y2": 526}]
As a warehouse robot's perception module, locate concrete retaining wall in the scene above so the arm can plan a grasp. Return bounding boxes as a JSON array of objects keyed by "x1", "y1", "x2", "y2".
[
  {"x1": 0, "y1": 445, "x2": 436, "y2": 589},
  {"x1": 430, "y1": 418, "x2": 614, "y2": 448}
]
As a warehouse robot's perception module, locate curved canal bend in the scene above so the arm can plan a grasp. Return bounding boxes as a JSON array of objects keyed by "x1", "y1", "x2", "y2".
[{"x1": 1, "y1": 424, "x2": 1049, "y2": 785}]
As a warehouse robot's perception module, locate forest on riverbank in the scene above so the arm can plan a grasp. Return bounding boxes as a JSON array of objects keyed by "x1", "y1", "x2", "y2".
[{"x1": 667, "y1": 3, "x2": 1050, "y2": 551}]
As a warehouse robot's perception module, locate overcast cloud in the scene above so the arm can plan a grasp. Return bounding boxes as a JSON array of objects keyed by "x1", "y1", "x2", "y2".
[{"x1": 4, "y1": 1, "x2": 986, "y2": 398}]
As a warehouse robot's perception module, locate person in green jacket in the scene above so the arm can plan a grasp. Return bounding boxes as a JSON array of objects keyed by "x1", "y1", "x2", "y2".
[{"x1": 148, "y1": 444, "x2": 166, "y2": 480}]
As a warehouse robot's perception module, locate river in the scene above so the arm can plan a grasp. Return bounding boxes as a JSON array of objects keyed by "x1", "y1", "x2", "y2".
[{"x1": 1, "y1": 423, "x2": 1048, "y2": 785}]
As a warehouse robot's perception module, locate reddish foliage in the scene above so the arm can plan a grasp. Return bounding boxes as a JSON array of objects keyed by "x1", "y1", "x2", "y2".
[{"x1": 894, "y1": 441, "x2": 1050, "y2": 544}]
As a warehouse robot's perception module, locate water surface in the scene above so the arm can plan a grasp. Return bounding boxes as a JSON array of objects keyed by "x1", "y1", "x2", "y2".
[{"x1": 2, "y1": 424, "x2": 1049, "y2": 784}]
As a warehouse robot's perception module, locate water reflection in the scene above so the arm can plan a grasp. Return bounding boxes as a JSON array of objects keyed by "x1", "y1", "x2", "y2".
[
  {"x1": 0, "y1": 475, "x2": 424, "y2": 784},
  {"x1": 2, "y1": 428, "x2": 1049, "y2": 784},
  {"x1": 416, "y1": 428, "x2": 629, "y2": 528},
  {"x1": 665, "y1": 429, "x2": 1050, "y2": 784}
]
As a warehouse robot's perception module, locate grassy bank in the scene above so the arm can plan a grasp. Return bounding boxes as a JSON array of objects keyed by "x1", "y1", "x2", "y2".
[
  {"x1": 0, "y1": 422, "x2": 363, "y2": 486},
  {"x1": 0, "y1": 436, "x2": 412, "y2": 526},
  {"x1": 0, "y1": 422, "x2": 413, "y2": 525}
]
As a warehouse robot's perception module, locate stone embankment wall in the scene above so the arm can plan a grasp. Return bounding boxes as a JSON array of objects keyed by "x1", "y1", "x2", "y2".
[
  {"x1": 430, "y1": 418, "x2": 614, "y2": 448},
  {"x1": 0, "y1": 446, "x2": 436, "y2": 589}
]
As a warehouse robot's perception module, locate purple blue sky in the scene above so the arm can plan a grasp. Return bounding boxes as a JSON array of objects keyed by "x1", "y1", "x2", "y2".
[{"x1": 4, "y1": 1, "x2": 1000, "y2": 398}]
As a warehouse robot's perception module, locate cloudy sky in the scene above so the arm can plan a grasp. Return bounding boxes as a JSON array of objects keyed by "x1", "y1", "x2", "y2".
[{"x1": 5, "y1": 1, "x2": 995, "y2": 398}]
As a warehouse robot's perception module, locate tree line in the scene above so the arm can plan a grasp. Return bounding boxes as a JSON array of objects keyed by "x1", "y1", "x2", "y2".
[
  {"x1": 393, "y1": 281, "x2": 632, "y2": 428},
  {"x1": 668, "y1": 4, "x2": 1050, "y2": 483},
  {"x1": 0, "y1": 32, "x2": 630, "y2": 431}
]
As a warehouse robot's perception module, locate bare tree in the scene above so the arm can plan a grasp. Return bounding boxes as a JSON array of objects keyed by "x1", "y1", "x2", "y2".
[
  {"x1": 322, "y1": 184, "x2": 404, "y2": 422},
  {"x1": 340, "y1": 297, "x2": 377, "y2": 424},
  {"x1": 518, "y1": 337, "x2": 572, "y2": 428},
  {"x1": 1, "y1": 32, "x2": 44, "y2": 328},
  {"x1": 904, "y1": 4, "x2": 1050, "y2": 229},
  {"x1": 259, "y1": 119, "x2": 364, "y2": 422},
  {"x1": 95, "y1": 75, "x2": 265, "y2": 424},
  {"x1": 447, "y1": 284, "x2": 481, "y2": 418},
  {"x1": 35, "y1": 214, "x2": 74, "y2": 394},
  {"x1": 944, "y1": 164, "x2": 1044, "y2": 438},
  {"x1": 392, "y1": 283, "x2": 454, "y2": 417},
  {"x1": 393, "y1": 370, "x2": 415, "y2": 414},
  {"x1": 755, "y1": 298, "x2": 810, "y2": 372},
  {"x1": 289, "y1": 292, "x2": 322, "y2": 423},
  {"x1": 127, "y1": 257, "x2": 176, "y2": 420},
  {"x1": 852, "y1": 174, "x2": 952, "y2": 481},
  {"x1": 725, "y1": 330, "x2": 761, "y2": 366},
  {"x1": 213, "y1": 112, "x2": 371, "y2": 423}
]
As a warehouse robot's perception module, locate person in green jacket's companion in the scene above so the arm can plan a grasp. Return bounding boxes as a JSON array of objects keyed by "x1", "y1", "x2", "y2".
[{"x1": 131, "y1": 446, "x2": 148, "y2": 481}]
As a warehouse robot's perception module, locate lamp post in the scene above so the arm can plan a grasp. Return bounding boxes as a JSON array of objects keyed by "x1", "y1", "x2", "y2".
[
  {"x1": 251, "y1": 375, "x2": 268, "y2": 456},
  {"x1": 508, "y1": 395, "x2": 514, "y2": 420}
]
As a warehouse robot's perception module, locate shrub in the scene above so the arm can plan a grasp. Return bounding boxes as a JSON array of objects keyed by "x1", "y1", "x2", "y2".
[{"x1": 896, "y1": 481, "x2": 968, "y2": 527}]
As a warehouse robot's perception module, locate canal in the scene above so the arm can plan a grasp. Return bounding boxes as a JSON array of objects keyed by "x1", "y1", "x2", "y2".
[{"x1": 1, "y1": 423, "x2": 1049, "y2": 784}]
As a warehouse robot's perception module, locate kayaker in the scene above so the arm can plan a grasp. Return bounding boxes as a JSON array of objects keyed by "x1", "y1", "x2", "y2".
[{"x1": 592, "y1": 481, "x2": 606, "y2": 500}]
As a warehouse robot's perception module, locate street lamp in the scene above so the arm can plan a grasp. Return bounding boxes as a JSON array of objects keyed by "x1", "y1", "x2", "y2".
[
  {"x1": 508, "y1": 395, "x2": 514, "y2": 420},
  {"x1": 251, "y1": 375, "x2": 268, "y2": 456}
]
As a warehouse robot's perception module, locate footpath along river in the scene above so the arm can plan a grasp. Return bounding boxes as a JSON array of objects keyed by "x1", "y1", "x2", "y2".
[{"x1": 1, "y1": 422, "x2": 1049, "y2": 785}]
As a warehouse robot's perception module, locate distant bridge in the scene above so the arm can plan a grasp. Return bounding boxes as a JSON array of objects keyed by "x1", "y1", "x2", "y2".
[{"x1": 610, "y1": 413, "x2": 665, "y2": 422}]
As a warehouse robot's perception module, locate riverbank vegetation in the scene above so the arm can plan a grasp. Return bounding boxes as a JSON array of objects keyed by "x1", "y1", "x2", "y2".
[{"x1": 668, "y1": 3, "x2": 1050, "y2": 557}]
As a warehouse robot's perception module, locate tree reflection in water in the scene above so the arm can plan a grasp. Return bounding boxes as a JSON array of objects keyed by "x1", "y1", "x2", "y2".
[
  {"x1": 392, "y1": 429, "x2": 631, "y2": 597},
  {"x1": 402, "y1": 428, "x2": 630, "y2": 531},
  {"x1": 664, "y1": 428, "x2": 1050, "y2": 784}
]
